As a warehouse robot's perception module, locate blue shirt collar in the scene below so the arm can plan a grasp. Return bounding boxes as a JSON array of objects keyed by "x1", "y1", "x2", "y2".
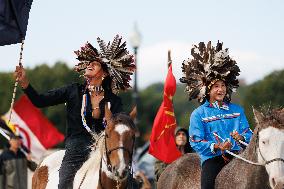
[{"x1": 204, "y1": 100, "x2": 229, "y2": 110}]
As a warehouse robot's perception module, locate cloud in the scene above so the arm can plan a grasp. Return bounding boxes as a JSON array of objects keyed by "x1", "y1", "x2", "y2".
[
  {"x1": 137, "y1": 41, "x2": 192, "y2": 89},
  {"x1": 135, "y1": 41, "x2": 284, "y2": 89},
  {"x1": 2, "y1": 41, "x2": 283, "y2": 89},
  {"x1": 231, "y1": 50, "x2": 284, "y2": 84}
]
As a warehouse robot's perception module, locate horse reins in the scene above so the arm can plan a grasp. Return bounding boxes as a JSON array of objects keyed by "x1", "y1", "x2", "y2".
[
  {"x1": 255, "y1": 131, "x2": 284, "y2": 165},
  {"x1": 259, "y1": 151, "x2": 284, "y2": 165},
  {"x1": 78, "y1": 131, "x2": 135, "y2": 189},
  {"x1": 103, "y1": 133, "x2": 135, "y2": 173},
  {"x1": 99, "y1": 131, "x2": 136, "y2": 189},
  {"x1": 215, "y1": 131, "x2": 284, "y2": 166},
  {"x1": 79, "y1": 111, "x2": 136, "y2": 189}
]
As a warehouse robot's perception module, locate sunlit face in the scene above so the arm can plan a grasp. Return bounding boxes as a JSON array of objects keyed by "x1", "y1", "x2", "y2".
[
  {"x1": 84, "y1": 61, "x2": 104, "y2": 78},
  {"x1": 9, "y1": 138, "x2": 21, "y2": 149},
  {"x1": 175, "y1": 131, "x2": 187, "y2": 146},
  {"x1": 209, "y1": 80, "x2": 227, "y2": 103}
]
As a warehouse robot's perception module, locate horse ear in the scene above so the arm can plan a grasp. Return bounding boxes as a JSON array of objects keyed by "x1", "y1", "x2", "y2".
[
  {"x1": 104, "y1": 102, "x2": 112, "y2": 123},
  {"x1": 253, "y1": 107, "x2": 265, "y2": 125},
  {"x1": 129, "y1": 106, "x2": 137, "y2": 121}
]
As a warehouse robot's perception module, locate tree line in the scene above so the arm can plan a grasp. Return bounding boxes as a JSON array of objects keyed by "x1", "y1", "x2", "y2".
[{"x1": 0, "y1": 62, "x2": 283, "y2": 147}]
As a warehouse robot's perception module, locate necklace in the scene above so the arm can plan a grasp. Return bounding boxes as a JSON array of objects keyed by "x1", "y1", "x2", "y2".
[{"x1": 88, "y1": 85, "x2": 104, "y2": 96}]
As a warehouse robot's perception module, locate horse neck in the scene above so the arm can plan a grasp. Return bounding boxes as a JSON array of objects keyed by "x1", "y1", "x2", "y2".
[
  {"x1": 242, "y1": 134, "x2": 258, "y2": 162},
  {"x1": 242, "y1": 126, "x2": 259, "y2": 162},
  {"x1": 237, "y1": 126, "x2": 270, "y2": 187}
]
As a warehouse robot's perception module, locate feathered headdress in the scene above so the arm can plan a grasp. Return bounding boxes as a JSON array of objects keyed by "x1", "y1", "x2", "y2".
[
  {"x1": 180, "y1": 41, "x2": 240, "y2": 103},
  {"x1": 74, "y1": 35, "x2": 136, "y2": 93}
]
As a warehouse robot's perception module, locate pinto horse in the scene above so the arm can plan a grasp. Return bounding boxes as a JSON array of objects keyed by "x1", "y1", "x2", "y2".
[
  {"x1": 32, "y1": 106, "x2": 137, "y2": 189},
  {"x1": 158, "y1": 108, "x2": 284, "y2": 189}
]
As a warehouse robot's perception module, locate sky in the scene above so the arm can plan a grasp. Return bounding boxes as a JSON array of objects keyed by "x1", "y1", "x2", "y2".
[{"x1": 0, "y1": 0, "x2": 283, "y2": 89}]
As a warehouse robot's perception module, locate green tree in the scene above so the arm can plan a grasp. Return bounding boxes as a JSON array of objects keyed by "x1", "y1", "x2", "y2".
[
  {"x1": 1, "y1": 63, "x2": 283, "y2": 148},
  {"x1": 243, "y1": 70, "x2": 284, "y2": 125},
  {"x1": 0, "y1": 62, "x2": 81, "y2": 147}
]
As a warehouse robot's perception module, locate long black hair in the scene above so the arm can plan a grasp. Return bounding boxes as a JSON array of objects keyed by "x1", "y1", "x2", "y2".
[{"x1": 175, "y1": 128, "x2": 194, "y2": 153}]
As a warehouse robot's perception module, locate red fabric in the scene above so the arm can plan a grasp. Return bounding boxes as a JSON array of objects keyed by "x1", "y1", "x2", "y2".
[
  {"x1": 149, "y1": 64, "x2": 182, "y2": 163},
  {"x1": 13, "y1": 95, "x2": 64, "y2": 148}
]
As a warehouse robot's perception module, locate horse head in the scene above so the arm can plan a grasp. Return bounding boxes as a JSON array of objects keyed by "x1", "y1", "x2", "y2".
[
  {"x1": 103, "y1": 105, "x2": 137, "y2": 180},
  {"x1": 253, "y1": 108, "x2": 284, "y2": 189}
]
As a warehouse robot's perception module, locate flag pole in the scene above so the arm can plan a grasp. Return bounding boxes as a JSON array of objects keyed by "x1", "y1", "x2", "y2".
[
  {"x1": 149, "y1": 50, "x2": 181, "y2": 163},
  {"x1": 8, "y1": 39, "x2": 25, "y2": 123},
  {"x1": 168, "y1": 50, "x2": 172, "y2": 68},
  {"x1": 0, "y1": 128, "x2": 11, "y2": 141}
]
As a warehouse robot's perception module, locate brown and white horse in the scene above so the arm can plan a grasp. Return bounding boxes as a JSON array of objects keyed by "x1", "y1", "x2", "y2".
[{"x1": 32, "y1": 106, "x2": 137, "y2": 189}]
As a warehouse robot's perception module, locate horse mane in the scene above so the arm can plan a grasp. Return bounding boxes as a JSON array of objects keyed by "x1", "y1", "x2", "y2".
[
  {"x1": 241, "y1": 130, "x2": 258, "y2": 162},
  {"x1": 261, "y1": 108, "x2": 284, "y2": 129},
  {"x1": 76, "y1": 132, "x2": 105, "y2": 177},
  {"x1": 241, "y1": 108, "x2": 284, "y2": 162},
  {"x1": 81, "y1": 112, "x2": 135, "y2": 168}
]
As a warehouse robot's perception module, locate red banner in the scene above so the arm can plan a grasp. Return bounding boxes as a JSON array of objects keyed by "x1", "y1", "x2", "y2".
[
  {"x1": 149, "y1": 64, "x2": 181, "y2": 163},
  {"x1": 4, "y1": 95, "x2": 64, "y2": 160}
]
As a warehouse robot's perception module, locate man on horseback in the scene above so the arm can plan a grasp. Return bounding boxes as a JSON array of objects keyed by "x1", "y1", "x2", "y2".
[
  {"x1": 14, "y1": 35, "x2": 135, "y2": 189},
  {"x1": 180, "y1": 41, "x2": 253, "y2": 189}
]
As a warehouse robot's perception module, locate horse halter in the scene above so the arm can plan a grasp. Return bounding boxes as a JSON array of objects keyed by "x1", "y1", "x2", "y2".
[
  {"x1": 103, "y1": 131, "x2": 135, "y2": 177},
  {"x1": 256, "y1": 130, "x2": 284, "y2": 165},
  {"x1": 98, "y1": 131, "x2": 135, "y2": 189}
]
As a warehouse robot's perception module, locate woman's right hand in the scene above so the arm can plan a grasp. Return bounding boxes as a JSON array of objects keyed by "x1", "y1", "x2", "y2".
[{"x1": 14, "y1": 65, "x2": 29, "y2": 89}]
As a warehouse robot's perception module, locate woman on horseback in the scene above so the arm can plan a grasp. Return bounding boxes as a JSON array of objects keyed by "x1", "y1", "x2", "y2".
[
  {"x1": 180, "y1": 41, "x2": 253, "y2": 189},
  {"x1": 14, "y1": 35, "x2": 135, "y2": 189}
]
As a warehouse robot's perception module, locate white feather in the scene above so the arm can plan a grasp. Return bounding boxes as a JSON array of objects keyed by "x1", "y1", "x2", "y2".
[{"x1": 198, "y1": 86, "x2": 206, "y2": 101}]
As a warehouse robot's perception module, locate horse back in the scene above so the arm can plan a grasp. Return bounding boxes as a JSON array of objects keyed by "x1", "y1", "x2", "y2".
[
  {"x1": 215, "y1": 158, "x2": 270, "y2": 189},
  {"x1": 157, "y1": 153, "x2": 201, "y2": 189},
  {"x1": 32, "y1": 150, "x2": 65, "y2": 189}
]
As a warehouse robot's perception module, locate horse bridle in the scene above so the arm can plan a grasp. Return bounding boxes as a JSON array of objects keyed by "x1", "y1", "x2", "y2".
[
  {"x1": 99, "y1": 131, "x2": 136, "y2": 189},
  {"x1": 104, "y1": 133, "x2": 135, "y2": 173},
  {"x1": 255, "y1": 130, "x2": 284, "y2": 165}
]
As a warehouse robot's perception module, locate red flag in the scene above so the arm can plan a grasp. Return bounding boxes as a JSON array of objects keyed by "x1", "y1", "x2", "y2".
[
  {"x1": 4, "y1": 95, "x2": 64, "y2": 161},
  {"x1": 149, "y1": 64, "x2": 181, "y2": 163}
]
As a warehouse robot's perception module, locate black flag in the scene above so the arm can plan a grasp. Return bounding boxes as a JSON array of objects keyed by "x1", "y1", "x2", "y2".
[
  {"x1": 0, "y1": 0, "x2": 33, "y2": 46},
  {"x1": 0, "y1": 118, "x2": 13, "y2": 134}
]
